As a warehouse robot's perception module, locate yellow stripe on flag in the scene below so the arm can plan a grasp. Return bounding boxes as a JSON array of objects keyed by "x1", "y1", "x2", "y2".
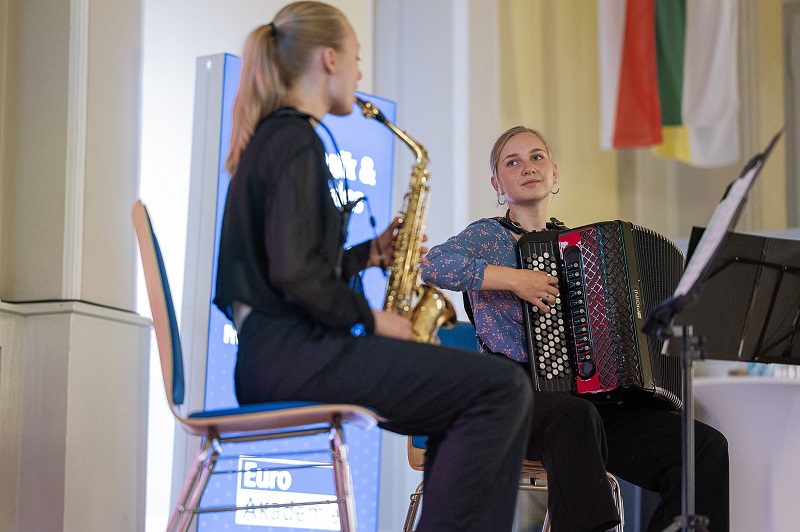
[{"x1": 652, "y1": 125, "x2": 690, "y2": 163}]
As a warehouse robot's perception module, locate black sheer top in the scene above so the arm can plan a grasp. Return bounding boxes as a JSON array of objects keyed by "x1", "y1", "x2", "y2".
[{"x1": 213, "y1": 109, "x2": 375, "y2": 334}]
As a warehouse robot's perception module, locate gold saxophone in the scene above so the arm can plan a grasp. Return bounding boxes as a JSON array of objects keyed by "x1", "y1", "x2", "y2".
[{"x1": 356, "y1": 97, "x2": 456, "y2": 343}]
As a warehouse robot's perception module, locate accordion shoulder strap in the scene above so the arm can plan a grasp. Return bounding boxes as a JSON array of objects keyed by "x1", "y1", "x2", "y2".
[
  {"x1": 491, "y1": 214, "x2": 569, "y2": 236},
  {"x1": 462, "y1": 291, "x2": 502, "y2": 354},
  {"x1": 493, "y1": 216, "x2": 522, "y2": 235},
  {"x1": 463, "y1": 292, "x2": 476, "y2": 326}
]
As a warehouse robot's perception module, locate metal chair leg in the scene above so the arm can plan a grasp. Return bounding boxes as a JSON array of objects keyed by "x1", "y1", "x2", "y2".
[
  {"x1": 403, "y1": 482, "x2": 424, "y2": 532},
  {"x1": 534, "y1": 474, "x2": 622, "y2": 532},
  {"x1": 175, "y1": 439, "x2": 219, "y2": 532},
  {"x1": 168, "y1": 439, "x2": 213, "y2": 532},
  {"x1": 607, "y1": 472, "x2": 625, "y2": 532},
  {"x1": 541, "y1": 508, "x2": 552, "y2": 532},
  {"x1": 330, "y1": 420, "x2": 357, "y2": 532}
]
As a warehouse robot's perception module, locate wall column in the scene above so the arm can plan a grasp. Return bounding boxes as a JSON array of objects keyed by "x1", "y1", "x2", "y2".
[{"x1": 0, "y1": 0, "x2": 149, "y2": 530}]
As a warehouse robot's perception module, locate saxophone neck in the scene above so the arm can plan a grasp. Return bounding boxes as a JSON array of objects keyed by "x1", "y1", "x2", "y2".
[
  {"x1": 387, "y1": 124, "x2": 428, "y2": 168},
  {"x1": 356, "y1": 96, "x2": 427, "y2": 165},
  {"x1": 412, "y1": 145, "x2": 428, "y2": 168}
]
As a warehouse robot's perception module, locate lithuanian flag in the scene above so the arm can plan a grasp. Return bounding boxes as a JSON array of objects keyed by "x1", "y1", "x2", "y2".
[{"x1": 598, "y1": 0, "x2": 740, "y2": 168}]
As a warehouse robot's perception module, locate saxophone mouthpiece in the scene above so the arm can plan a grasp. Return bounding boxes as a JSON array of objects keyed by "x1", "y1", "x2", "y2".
[{"x1": 355, "y1": 96, "x2": 387, "y2": 124}]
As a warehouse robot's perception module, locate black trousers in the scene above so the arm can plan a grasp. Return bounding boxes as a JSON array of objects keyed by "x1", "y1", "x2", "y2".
[
  {"x1": 236, "y1": 312, "x2": 534, "y2": 532},
  {"x1": 525, "y1": 391, "x2": 620, "y2": 532},
  {"x1": 599, "y1": 402, "x2": 730, "y2": 532},
  {"x1": 526, "y1": 388, "x2": 730, "y2": 532}
]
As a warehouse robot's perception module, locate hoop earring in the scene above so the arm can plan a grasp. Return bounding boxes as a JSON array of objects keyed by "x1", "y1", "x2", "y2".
[
  {"x1": 551, "y1": 184, "x2": 560, "y2": 195},
  {"x1": 497, "y1": 192, "x2": 507, "y2": 205}
]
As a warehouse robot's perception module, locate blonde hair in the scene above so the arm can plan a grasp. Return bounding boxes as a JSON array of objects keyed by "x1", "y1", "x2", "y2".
[
  {"x1": 489, "y1": 125, "x2": 554, "y2": 177},
  {"x1": 225, "y1": 1, "x2": 348, "y2": 176}
]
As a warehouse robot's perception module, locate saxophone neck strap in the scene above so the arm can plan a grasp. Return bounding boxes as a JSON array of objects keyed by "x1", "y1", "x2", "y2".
[{"x1": 272, "y1": 107, "x2": 360, "y2": 215}]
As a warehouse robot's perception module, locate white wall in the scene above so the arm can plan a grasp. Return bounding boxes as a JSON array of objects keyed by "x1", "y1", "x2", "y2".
[{"x1": 0, "y1": 0, "x2": 142, "y2": 309}]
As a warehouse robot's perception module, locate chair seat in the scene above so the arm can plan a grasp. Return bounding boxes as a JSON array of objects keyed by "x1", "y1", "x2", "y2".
[
  {"x1": 188, "y1": 400, "x2": 320, "y2": 418},
  {"x1": 520, "y1": 460, "x2": 548, "y2": 483},
  {"x1": 179, "y1": 402, "x2": 382, "y2": 436}
]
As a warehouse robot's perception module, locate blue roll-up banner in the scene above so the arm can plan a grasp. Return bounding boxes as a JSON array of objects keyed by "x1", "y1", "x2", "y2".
[{"x1": 197, "y1": 53, "x2": 394, "y2": 531}]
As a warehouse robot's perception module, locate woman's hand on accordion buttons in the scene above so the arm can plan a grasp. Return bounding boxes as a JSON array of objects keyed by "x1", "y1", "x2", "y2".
[
  {"x1": 371, "y1": 309, "x2": 414, "y2": 340},
  {"x1": 513, "y1": 269, "x2": 560, "y2": 314}
]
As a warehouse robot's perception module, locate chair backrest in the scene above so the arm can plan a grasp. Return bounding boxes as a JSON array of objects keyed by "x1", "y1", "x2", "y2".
[
  {"x1": 437, "y1": 321, "x2": 479, "y2": 351},
  {"x1": 132, "y1": 200, "x2": 186, "y2": 411},
  {"x1": 408, "y1": 321, "x2": 479, "y2": 469}
]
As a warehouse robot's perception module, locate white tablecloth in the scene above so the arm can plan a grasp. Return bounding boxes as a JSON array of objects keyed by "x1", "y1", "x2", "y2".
[{"x1": 694, "y1": 376, "x2": 800, "y2": 532}]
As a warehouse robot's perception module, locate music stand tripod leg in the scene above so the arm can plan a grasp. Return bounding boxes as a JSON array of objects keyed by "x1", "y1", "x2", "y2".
[{"x1": 661, "y1": 325, "x2": 709, "y2": 532}]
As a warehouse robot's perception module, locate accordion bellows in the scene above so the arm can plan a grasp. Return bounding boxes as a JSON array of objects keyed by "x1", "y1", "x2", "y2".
[{"x1": 518, "y1": 221, "x2": 684, "y2": 410}]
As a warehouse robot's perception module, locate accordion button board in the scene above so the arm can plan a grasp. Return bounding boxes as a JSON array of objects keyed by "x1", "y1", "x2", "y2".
[
  {"x1": 521, "y1": 239, "x2": 575, "y2": 393},
  {"x1": 517, "y1": 221, "x2": 685, "y2": 409}
]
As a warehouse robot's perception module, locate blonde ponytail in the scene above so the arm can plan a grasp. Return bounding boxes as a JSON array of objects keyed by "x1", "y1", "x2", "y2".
[
  {"x1": 226, "y1": 24, "x2": 283, "y2": 176},
  {"x1": 225, "y1": 1, "x2": 348, "y2": 177}
]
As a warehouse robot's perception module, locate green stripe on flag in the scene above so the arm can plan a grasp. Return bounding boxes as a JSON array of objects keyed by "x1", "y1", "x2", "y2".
[{"x1": 655, "y1": 0, "x2": 686, "y2": 127}]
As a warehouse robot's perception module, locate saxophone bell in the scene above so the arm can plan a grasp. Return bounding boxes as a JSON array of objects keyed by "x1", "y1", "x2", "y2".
[{"x1": 410, "y1": 285, "x2": 457, "y2": 344}]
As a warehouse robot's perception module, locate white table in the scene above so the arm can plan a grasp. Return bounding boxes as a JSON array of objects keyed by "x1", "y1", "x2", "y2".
[{"x1": 694, "y1": 376, "x2": 800, "y2": 532}]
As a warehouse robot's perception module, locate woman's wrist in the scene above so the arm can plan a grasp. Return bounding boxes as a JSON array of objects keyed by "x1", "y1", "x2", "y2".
[
  {"x1": 482, "y1": 264, "x2": 518, "y2": 292},
  {"x1": 372, "y1": 238, "x2": 387, "y2": 270}
]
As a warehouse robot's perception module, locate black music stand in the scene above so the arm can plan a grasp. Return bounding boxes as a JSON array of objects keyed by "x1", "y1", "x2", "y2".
[
  {"x1": 671, "y1": 228, "x2": 800, "y2": 365},
  {"x1": 643, "y1": 130, "x2": 784, "y2": 532}
]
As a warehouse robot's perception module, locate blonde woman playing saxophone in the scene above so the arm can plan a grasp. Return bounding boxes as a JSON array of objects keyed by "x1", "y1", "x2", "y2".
[{"x1": 213, "y1": 2, "x2": 533, "y2": 530}]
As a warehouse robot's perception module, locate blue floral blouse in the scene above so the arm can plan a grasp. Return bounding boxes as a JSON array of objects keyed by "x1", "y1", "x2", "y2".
[{"x1": 421, "y1": 218, "x2": 529, "y2": 362}]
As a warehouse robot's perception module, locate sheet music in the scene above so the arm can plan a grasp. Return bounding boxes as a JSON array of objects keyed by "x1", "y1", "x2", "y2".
[
  {"x1": 673, "y1": 130, "x2": 784, "y2": 301},
  {"x1": 673, "y1": 159, "x2": 763, "y2": 298},
  {"x1": 643, "y1": 129, "x2": 783, "y2": 335}
]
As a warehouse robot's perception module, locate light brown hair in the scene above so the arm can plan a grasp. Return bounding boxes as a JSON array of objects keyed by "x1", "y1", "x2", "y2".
[{"x1": 489, "y1": 125, "x2": 554, "y2": 177}]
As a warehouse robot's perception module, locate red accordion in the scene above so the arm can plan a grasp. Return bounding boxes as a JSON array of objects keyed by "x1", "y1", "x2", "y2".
[{"x1": 517, "y1": 221, "x2": 684, "y2": 409}]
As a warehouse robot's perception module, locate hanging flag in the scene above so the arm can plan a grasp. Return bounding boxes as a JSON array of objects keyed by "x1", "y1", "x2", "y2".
[
  {"x1": 598, "y1": 0, "x2": 740, "y2": 168},
  {"x1": 653, "y1": 0, "x2": 688, "y2": 160},
  {"x1": 599, "y1": 0, "x2": 662, "y2": 149}
]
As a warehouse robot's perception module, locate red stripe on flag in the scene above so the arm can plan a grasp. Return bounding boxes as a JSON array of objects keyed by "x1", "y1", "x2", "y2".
[{"x1": 613, "y1": 0, "x2": 662, "y2": 147}]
